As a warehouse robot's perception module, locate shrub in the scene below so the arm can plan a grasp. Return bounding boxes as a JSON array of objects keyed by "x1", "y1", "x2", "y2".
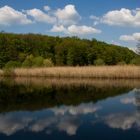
[
  {"x1": 117, "y1": 61, "x2": 126, "y2": 65},
  {"x1": 5, "y1": 61, "x2": 21, "y2": 69},
  {"x1": 22, "y1": 54, "x2": 34, "y2": 67},
  {"x1": 32, "y1": 56, "x2": 44, "y2": 67},
  {"x1": 94, "y1": 58, "x2": 105, "y2": 66},
  {"x1": 19, "y1": 53, "x2": 27, "y2": 62},
  {"x1": 130, "y1": 57, "x2": 140, "y2": 65},
  {"x1": 43, "y1": 59, "x2": 54, "y2": 67}
]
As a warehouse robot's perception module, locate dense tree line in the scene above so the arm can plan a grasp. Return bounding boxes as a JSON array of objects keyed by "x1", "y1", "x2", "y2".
[{"x1": 0, "y1": 32, "x2": 139, "y2": 68}]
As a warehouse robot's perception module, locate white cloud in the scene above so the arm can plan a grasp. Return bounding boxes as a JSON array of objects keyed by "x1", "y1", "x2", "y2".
[
  {"x1": 102, "y1": 8, "x2": 140, "y2": 27},
  {"x1": 0, "y1": 5, "x2": 32, "y2": 26},
  {"x1": 67, "y1": 25, "x2": 101, "y2": 35},
  {"x1": 120, "y1": 33, "x2": 140, "y2": 42},
  {"x1": 44, "y1": 6, "x2": 51, "y2": 11},
  {"x1": 50, "y1": 24, "x2": 101, "y2": 36},
  {"x1": 26, "y1": 8, "x2": 56, "y2": 24},
  {"x1": 55, "y1": 4, "x2": 81, "y2": 26},
  {"x1": 50, "y1": 25, "x2": 67, "y2": 33},
  {"x1": 90, "y1": 15, "x2": 100, "y2": 21}
]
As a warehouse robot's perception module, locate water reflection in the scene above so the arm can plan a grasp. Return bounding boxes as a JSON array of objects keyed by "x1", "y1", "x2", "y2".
[
  {"x1": 104, "y1": 89, "x2": 140, "y2": 130},
  {"x1": 0, "y1": 78, "x2": 140, "y2": 139},
  {"x1": 0, "y1": 103, "x2": 101, "y2": 136}
]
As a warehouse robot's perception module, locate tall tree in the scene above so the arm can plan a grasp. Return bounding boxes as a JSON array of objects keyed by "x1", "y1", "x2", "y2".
[{"x1": 137, "y1": 43, "x2": 140, "y2": 55}]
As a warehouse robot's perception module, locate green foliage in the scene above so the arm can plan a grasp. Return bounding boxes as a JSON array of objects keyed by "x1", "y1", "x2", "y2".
[
  {"x1": 18, "y1": 53, "x2": 27, "y2": 62},
  {"x1": 32, "y1": 56, "x2": 44, "y2": 67},
  {"x1": 22, "y1": 54, "x2": 34, "y2": 67},
  {"x1": 136, "y1": 43, "x2": 140, "y2": 55},
  {"x1": 94, "y1": 58, "x2": 105, "y2": 66},
  {"x1": 130, "y1": 57, "x2": 140, "y2": 65},
  {"x1": 43, "y1": 59, "x2": 54, "y2": 67},
  {"x1": 117, "y1": 61, "x2": 126, "y2": 65},
  {"x1": 0, "y1": 33, "x2": 137, "y2": 67},
  {"x1": 5, "y1": 61, "x2": 21, "y2": 69}
]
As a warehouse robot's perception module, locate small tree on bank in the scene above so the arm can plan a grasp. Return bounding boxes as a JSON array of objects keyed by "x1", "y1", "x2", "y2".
[{"x1": 136, "y1": 42, "x2": 140, "y2": 55}]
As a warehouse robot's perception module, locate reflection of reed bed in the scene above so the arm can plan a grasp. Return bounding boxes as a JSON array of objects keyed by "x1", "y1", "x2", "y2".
[
  {"x1": 14, "y1": 77, "x2": 140, "y2": 88},
  {"x1": 14, "y1": 66, "x2": 140, "y2": 79}
]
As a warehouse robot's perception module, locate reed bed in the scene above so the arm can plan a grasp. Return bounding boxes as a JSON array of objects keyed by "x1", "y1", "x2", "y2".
[
  {"x1": 13, "y1": 66, "x2": 140, "y2": 79},
  {"x1": 0, "y1": 70, "x2": 3, "y2": 76}
]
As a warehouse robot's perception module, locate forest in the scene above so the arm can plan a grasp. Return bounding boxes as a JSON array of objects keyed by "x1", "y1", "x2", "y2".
[{"x1": 0, "y1": 32, "x2": 139, "y2": 69}]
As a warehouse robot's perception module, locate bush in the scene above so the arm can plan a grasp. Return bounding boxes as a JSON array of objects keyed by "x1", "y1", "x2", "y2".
[
  {"x1": 117, "y1": 61, "x2": 126, "y2": 65},
  {"x1": 22, "y1": 54, "x2": 34, "y2": 67},
  {"x1": 130, "y1": 57, "x2": 140, "y2": 65},
  {"x1": 19, "y1": 53, "x2": 27, "y2": 62},
  {"x1": 43, "y1": 59, "x2": 54, "y2": 67},
  {"x1": 5, "y1": 61, "x2": 21, "y2": 69},
  {"x1": 94, "y1": 58, "x2": 105, "y2": 66},
  {"x1": 3, "y1": 69, "x2": 15, "y2": 77},
  {"x1": 32, "y1": 56, "x2": 44, "y2": 67}
]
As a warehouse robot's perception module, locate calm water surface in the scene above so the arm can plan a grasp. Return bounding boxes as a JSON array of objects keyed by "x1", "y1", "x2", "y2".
[{"x1": 0, "y1": 78, "x2": 140, "y2": 140}]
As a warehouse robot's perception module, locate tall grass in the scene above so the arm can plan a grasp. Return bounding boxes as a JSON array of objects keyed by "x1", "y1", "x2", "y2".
[
  {"x1": 13, "y1": 66, "x2": 140, "y2": 79},
  {"x1": 0, "y1": 70, "x2": 3, "y2": 76}
]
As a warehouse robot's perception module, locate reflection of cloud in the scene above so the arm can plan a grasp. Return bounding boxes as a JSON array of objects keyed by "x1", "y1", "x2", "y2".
[
  {"x1": 30, "y1": 117, "x2": 57, "y2": 132},
  {"x1": 0, "y1": 103, "x2": 101, "y2": 136},
  {"x1": 57, "y1": 116, "x2": 80, "y2": 135},
  {"x1": 104, "y1": 112, "x2": 140, "y2": 130},
  {"x1": 120, "y1": 97, "x2": 136, "y2": 106},
  {"x1": 0, "y1": 112, "x2": 32, "y2": 136},
  {"x1": 52, "y1": 103, "x2": 101, "y2": 115}
]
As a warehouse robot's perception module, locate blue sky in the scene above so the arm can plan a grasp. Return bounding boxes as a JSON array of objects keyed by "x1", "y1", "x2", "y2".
[{"x1": 0, "y1": 0, "x2": 140, "y2": 49}]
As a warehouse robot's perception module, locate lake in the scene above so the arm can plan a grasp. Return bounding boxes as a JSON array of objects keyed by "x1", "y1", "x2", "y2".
[{"x1": 0, "y1": 78, "x2": 140, "y2": 140}]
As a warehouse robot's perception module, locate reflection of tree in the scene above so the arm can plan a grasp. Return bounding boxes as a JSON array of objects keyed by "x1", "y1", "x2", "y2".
[{"x1": 0, "y1": 80, "x2": 131, "y2": 113}]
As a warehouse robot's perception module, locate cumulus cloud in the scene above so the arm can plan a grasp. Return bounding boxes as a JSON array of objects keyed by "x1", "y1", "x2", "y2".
[
  {"x1": 67, "y1": 25, "x2": 101, "y2": 35},
  {"x1": 102, "y1": 8, "x2": 140, "y2": 27},
  {"x1": 120, "y1": 33, "x2": 140, "y2": 42},
  {"x1": 0, "y1": 4, "x2": 102, "y2": 37},
  {"x1": 0, "y1": 5, "x2": 32, "y2": 26},
  {"x1": 50, "y1": 24, "x2": 101, "y2": 36},
  {"x1": 50, "y1": 25, "x2": 67, "y2": 33},
  {"x1": 26, "y1": 8, "x2": 56, "y2": 24},
  {"x1": 55, "y1": 4, "x2": 81, "y2": 26},
  {"x1": 44, "y1": 6, "x2": 51, "y2": 11}
]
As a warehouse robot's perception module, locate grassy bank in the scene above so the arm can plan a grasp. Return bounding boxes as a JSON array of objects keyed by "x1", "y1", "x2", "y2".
[{"x1": 0, "y1": 66, "x2": 139, "y2": 79}]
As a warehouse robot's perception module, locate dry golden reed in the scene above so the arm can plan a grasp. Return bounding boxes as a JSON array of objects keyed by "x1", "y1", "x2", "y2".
[{"x1": 13, "y1": 66, "x2": 140, "y2": 79}]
